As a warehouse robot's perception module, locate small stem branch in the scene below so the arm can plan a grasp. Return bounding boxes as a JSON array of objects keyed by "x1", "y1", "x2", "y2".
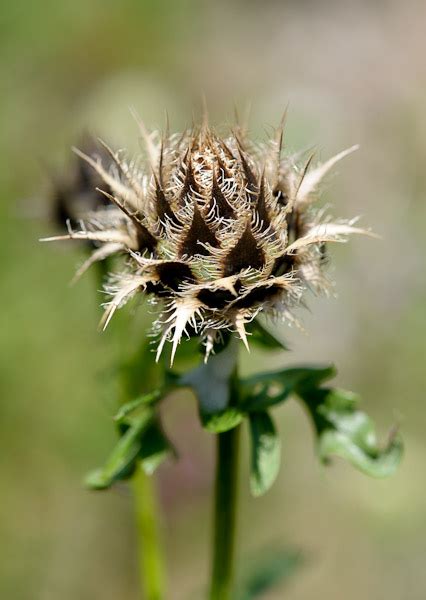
[
  {"x1": 209, "y1": 424, "x2": 241, "y2": 600},
  {"x1": 133, "y1": 466, "x2": 166, "y2": 600}
]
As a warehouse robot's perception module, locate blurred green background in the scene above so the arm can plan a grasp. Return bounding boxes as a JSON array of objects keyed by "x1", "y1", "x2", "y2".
[{"x1": 1, "y1": 1, "x2": 426, "y2": 598}]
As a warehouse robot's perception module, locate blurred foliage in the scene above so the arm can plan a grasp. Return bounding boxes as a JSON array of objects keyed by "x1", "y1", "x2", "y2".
[{"x1": 236, "y1": 547, "x2": 303, "y2": 600}]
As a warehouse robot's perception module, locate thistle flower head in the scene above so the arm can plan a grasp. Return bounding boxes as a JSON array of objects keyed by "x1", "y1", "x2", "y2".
[
  {"x1": 43, "y1": 117, "x2": 370, "y2": 363},
  {"x1": 50, "y1": 138, "x2": 112, "y2": 227}
]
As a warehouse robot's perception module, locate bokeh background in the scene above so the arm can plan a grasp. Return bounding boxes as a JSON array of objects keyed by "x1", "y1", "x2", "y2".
[{"x1": 1, "y1": 1, "x2": 426, "y2": 598}]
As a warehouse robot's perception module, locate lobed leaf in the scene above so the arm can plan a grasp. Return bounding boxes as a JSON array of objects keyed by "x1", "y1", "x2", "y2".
[
  {"x1": 241, "y1": 365, "x2": 336, "y2": 412},
  {"x1": 318, "y1": 429, "x2": 402, "y2": 478},
  {"x1": 85, "y1": 410, "x2": 153, "y2": 490},
  {"x1": 241, "y1": 364, "x2": 402, "y2": 479},
  {"x1": 297, "y1": 386, "x2": 403, "y2": 478},
  {"x1": 85, "y1": 408, "x2": 173, "y2": 489}
]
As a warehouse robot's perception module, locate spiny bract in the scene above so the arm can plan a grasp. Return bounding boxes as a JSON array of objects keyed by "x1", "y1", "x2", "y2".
[{"x1": 43, "y1": 118, "x2": 369, "y2": 363}]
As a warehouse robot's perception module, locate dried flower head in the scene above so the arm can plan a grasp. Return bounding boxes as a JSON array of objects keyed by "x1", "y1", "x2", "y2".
[
  {"x1": 43, "y1": 117, "x2": 371, "y2": 363},
  {"x1": 50, "y1": 137, "x2": 112, "y2": 227}
]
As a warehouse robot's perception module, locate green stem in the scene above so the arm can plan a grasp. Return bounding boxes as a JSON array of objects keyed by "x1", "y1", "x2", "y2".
[
  {"x1": 209, "y1": 424, "x2": 241, "y2": 600},
  {"x1": 133, "y1": 466, "x2": 166, "y2": 600}
]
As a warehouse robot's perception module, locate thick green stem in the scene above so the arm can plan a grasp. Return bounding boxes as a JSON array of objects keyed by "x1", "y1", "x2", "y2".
[
  {"x1": 209, "y1": 424, "x2": 241, "y2": 600},
  {"x1": 133, "y1": 466, "x2": 165, "y2": 600}
]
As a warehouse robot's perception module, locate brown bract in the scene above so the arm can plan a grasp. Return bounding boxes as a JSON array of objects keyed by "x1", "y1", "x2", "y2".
[{"x1": 42, "y1": 120, "x2": 369, "y2": 363}]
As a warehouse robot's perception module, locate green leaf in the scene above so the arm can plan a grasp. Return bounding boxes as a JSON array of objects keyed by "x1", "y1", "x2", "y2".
[
  {"x1": 239, "y1": 361, "x2": 401, "y2": 480},
  {"x1": 246, "y1": 319, "x2": 289, "y2": 351},
  {"x1": 237, "y1": 547, "x2": 303, "y2": 600},
  {"x1": 243, "y1": 364, "x2": 336, "y2": 388},
  {"x1": 241, "y1": 365, "x2": 336, "y2": 412},
  {"x1": 114, "y1": 389, "x2": 163, "y2": 423},
  {"x1": 86, "y1": 407, "x2": 174, "y2": 489},
  {"x1": 201, "y1": 407, "x2": 244, "y2": 433},
  {"x1": 138, "y1": 417, "x2": 175, "y2": 475},
  {"x1": 249, "y1": 411, "x2": 281, "y2": 496},
  {"x1": 298, "y1": 386, "x2": 403, "y2": 478},
  {"x1": 318, "y1": 428, "x2": 403, "y2": 478},
  {"x1": 180, "y1": 337, "x2": 239, "y2": 427},
  {"x1": 85, "y1": 410, "x2": 153, "y2": 490}
]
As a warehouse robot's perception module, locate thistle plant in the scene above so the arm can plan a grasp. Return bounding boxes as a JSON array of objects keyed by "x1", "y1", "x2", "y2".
[{"x1": 43, "y1": 115, "x2": 402, "y2": 600}]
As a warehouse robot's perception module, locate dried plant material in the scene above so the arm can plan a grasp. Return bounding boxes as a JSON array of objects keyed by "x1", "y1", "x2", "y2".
[{"x1": 43, "y1": 120, "x2": 370, "y2": 362}]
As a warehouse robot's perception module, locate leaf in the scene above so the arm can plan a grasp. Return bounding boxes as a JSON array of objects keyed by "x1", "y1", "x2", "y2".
[
  {"x1": 138, "y1": 417, "x2": 175, "y2": 475},
  {"x1": 318, "y1": 429, "x2": 403, "y2": 478},
  {"x1": 201, "y1": 407, "x2": 244, "y2": 433},
  {"x1": 86, "y1": 409, "x2": 174, "y2": 489},
  {"x1": 246, "y1": 319, "x2": 289, "y2": 351},
  {"x1": 249, "y1": 411, "x2": 281, "y2": 496},
  {"x1": 85, "y1": 410, "x2": 153, "y2": 490},
  {"x1": 237, "y1": 547, "x2": 303, "y2": 600},
  {"x1": 180, "y1": 337, "x2": 239, "y2": 422},
  {"x1": 241, "y1": 365, "x2": 336, "y2": 412},
  {"x1": 114, "y1": 389, "x2": 163, "y2": 422},
  {"x1": 297, "y1": 386, "x2": 403, "y2": 478}
]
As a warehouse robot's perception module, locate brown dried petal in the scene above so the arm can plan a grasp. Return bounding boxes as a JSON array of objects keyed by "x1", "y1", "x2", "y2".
[
  {"x1": 255, "y1": 176, "x2": 271, "y2": 231},
  {"x1": 222, "y1": 223, "x2": 265, "y2": 276},
  {"x1": 155, "y1": 180, "x2": 181, "y2": 228},
  {"x1": 178, "y1": 157, "x2": 199, "y2": 204},
  {"x1": 179, "y1": 204, "x2": 219, "y2": 257},
  {"x1": 208, "y1": 171, "x2": 235, "y2": 219}
]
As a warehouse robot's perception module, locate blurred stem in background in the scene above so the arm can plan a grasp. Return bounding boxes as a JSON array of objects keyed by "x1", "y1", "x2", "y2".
[
  {"x1": 134, "y1": 467, "x2": 165, "y2": 600},
  {"x1": 101, "y1": 274, "x2": 166, "y2": 600},
  {"x1": 210, "y1": 425, "x2": 241, "y2": 600},
  {"x1": 121, "y1": 340, "x2": 166, "y2": 600}
]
